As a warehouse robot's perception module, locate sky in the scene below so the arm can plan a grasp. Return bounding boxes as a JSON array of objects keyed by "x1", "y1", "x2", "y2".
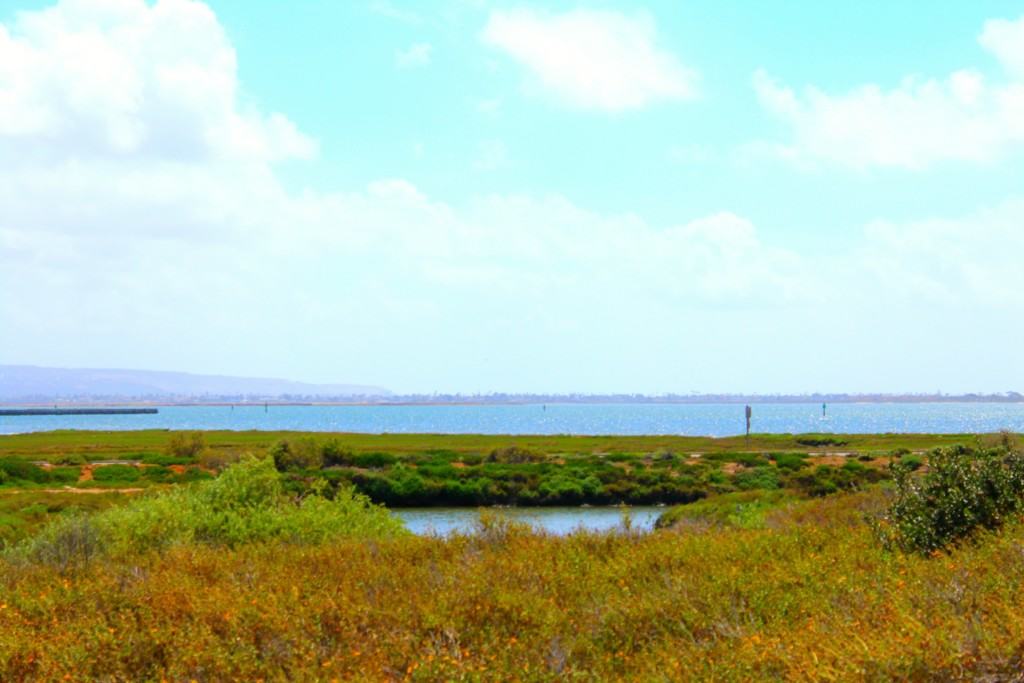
[{"x1": 2, "y1": 0, "x2": 1024, "y2": 394}]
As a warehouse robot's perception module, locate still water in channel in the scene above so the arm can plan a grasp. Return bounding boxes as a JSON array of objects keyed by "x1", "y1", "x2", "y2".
[{"x1": 393, "y1": 506, "x2": 664, "y2": 536}]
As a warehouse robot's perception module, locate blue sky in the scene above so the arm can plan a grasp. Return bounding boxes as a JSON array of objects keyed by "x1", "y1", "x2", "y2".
[{"x1": 2, "y1": 0, "x2": 1024, "y2": 393}]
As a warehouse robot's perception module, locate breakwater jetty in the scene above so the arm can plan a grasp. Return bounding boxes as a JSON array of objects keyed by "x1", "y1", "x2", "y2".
[{"x1": 0, "y1": 408, "x2": 158, "y2": 416}]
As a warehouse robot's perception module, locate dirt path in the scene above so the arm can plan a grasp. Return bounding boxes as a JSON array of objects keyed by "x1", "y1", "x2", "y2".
[{"x1": 0, "y1": 486, "x2": 145, "y2": 495}]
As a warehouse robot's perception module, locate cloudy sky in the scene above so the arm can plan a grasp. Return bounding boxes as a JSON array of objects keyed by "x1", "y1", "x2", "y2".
[{"x1": 2, "y1": 0, "x2": 1024, "y2": 394}]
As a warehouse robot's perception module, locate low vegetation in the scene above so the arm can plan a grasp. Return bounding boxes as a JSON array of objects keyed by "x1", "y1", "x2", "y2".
[
  {"x1": 11, "y1": 456, "x2": 405, "y2": 568},
  {"x1": 2, "y1": 488, "x2": 1024, "y2": 679},
  {"x1": 1, "y1": 433, "x2": 1024, "y2": 679},
  {"x1": 266, "y1": 437, "x2": 890, "y2": 507}
]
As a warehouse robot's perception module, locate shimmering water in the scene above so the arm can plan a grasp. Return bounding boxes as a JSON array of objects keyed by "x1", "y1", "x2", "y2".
[
  {"x1": 1, "y1": 402, "x2": 1022, "y2": 436},
  {"x1": 394, "y1": 506, "x2": 663, "y2": 536}
]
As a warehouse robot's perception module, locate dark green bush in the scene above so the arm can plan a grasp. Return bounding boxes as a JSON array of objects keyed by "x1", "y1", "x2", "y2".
[
  {"x1": 142, "y1": 466, "x2": 174, "y2": 482},
  {"x1": 54, "y1": 454, "x2": 88, "y2": 466},
  {"x1": 733, "y1": 466, "x2": 781, "y2": 491},
  {"x1": 731, "y1": 453, "x2": 771, "y2": 468},
  {"x1": 321, "y1": 440, "x2": 355, "y2": 467},
  {"x1": 48, "y1": 467, "x2": 80, "y2": 484},
  {"x1": 0, "y1": 459, "x2": 49, "y2": 484},
  {"x1": 270, "y1": 438, "x2": 324, "y2": 471},
  {"x1": 487, "y1": 447, "x2": 546, "y2": 464},
  {"x1": 92, "y1": 465, "x2": 140, "y2": 483},
  {"x1": 772, "y1": 453, "x2": 808, "y2": 472},
  {"x1": 899, "y1": 454, "x2": 924, "y2": 471},
  {"x1": 878, "y1": 445, "x2": 1024, "y2": 554},
  {"x1": 353, "y1": 452, "x2": 398, "y2": 468},
  {"x1": 795, "y1": 436, "x2": 849, "y2": 447},
  {"x1": 141, "y1": 453, "x2": 195, "y2": 466}
]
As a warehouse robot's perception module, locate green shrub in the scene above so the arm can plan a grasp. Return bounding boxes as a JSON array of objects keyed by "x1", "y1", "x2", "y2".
[
  {"x1": 877, "y1": 445, "x2": 1024, "y2": 554},
  {"x1": 656, "y1": 490, "x2": 792, "y2": 530},
  {"x1": 733, "y1": 466, "x2": 780, "y2": 491},
  {"x1": 18, "y1": 515, "x2": 104, "y2": 571},
  {"x1": 198, "y1": 449, "x2": 241, "y2": 471},
  {"x1": 48, "y1": 467, "x2": 80, "y2": 484},
  {"x1": 166, "y1": 432, "x2": 206, "y2": 460},
  {"x1": 899, "y1": 454, "x2": 924, "y2": 471},
  {"x1": 0, "y1": 459, "x2": 49, "y2": 484},
  {"x1": 842, "y1": 459, "x2": 868, "y2": 474},
  {"x1": 141, "y1": 453, "x2": 195, "y2": 466},
  {"x1": 795, "y1": 436, "x2": 849, "y2": 447},
  {"x1": 321, "y1": 440, "x2": 355, "y2": 467},
  {"x1": 270, "y1": 438, "x2": 324, "y2": 471},
  {"x1": 173, "y1": 468, "x2": 215, "y2": 483},
  {"x1": 772, "y1": 453, "x2": 808, "y2": 472},
  {"x1": 141, "y1": 466, "x2": 174, "y2": 482},
  {"x1": 731, "y1": 453, "x2": 771, "y2": 468},
  {"x1": 791, "y1": 465, "x2": 841, "y2": 497},
  {"x1": 14, "y1": 456, "x2": 406, "y2": 564},
  {"x1": 91, "y1": 465, "x2": 140, "y2": 483},
  {"x1": 353, "y1": 452, "x2": 398, "y2": 468},
  {"x1": 54, "y1": 454, "x2": 87, "y2": 466},
  {"x1": 487, "y1": 447, "x2": 546, "y2": 464}
]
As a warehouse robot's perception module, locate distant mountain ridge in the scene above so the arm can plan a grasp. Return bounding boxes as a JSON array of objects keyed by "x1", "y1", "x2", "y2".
[{"x1": 0, "y1": 365, "x2": 391, "y2": 401}]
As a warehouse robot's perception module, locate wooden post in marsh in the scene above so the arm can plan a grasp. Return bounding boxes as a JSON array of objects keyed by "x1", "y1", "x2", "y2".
[{"x1": 745, "y1": 405, "x2": 752, "y2": 446}]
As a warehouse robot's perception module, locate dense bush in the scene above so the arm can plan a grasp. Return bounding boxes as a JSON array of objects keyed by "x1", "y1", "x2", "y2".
[
  {"x1": 899, "y1": 454, "x2": 924, "y2": 471},
  {"x1": 165, "y1": 432, "x2": 206, "y2": 460},
  {"x1": 91, "y1": 464, "x2": 140, "y2": 483},
  {"x1": 733, "y1": 466, "x2": 781, "y2": 491},
  {"x1": 321, "y1": 439, "x2": 355, "y2": 466},
  {"x1": 878, "y1": 445, "x2": 1024, "y2": 554},
  {"x1": 487, "y1": 446, "x2": 546, "y2": 464},
  {"x1": 771, "y1": 452, "x2": 809, "y2": 472},
  {"x1": 14, "y1": 456, "x2": 407, "y2": 565},
  {"x1": 140, "y1": 452, "x2": 194, "y2": 466},
  {"x1": 270, "y1": 438, "x2": 324, "y2": 471},
  {"x1": 48, "y1": 466, "x2": 80, "y2": 484},
  {"x1": 790, "y1": 462, "x2": 883, "y2": 497},
  {"x1": 353, "y1": 451, "x2": 398, "y2": 468},
  {"x1": 795, "y1": 436, "x2": 849, "y2": 447},
  {"x1": 0, "y1": 459, "x2": 49, "y2": 484}
]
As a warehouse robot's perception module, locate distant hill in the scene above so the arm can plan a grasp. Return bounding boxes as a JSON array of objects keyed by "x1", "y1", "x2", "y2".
[{"x1": 0, "y1": 365, "x2": 391, "y2": 401}]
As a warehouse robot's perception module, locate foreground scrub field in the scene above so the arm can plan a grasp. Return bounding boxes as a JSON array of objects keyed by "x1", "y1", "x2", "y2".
[{"x1": 2, "y1": 490, "x2": 1024, "y2": 681}]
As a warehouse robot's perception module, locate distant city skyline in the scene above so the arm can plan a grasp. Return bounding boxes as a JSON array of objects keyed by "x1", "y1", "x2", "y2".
[{"x1": 3, "y1": 1, "x2": 1024, "y2": 394}]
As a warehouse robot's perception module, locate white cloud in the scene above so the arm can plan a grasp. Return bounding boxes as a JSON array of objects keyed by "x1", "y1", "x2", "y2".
[
  {"x1": 0, "y1": 2, "x2": 806, "y2": 385},
  {"x1": 0, "y1": 0, "x2": 316, "y2": 163},
  {"x1": 481, "y1": 8, "x2": 698, "y2": 111},
  {"x1": 980, "y1": 15, "x2": 1024, "y2": 78},
  {"x1": 5, "y1": 0, "x2": 1024, "y2": 392},
  {"x1": 860, "y1": 199, "x2": 1024, "y2": 306},
  {"x1": 395, "y1": 42, "x2": 431, "y2": 69},
  {"x1": 754, "y1": 14, "x2": 1024, "y2": 169}
]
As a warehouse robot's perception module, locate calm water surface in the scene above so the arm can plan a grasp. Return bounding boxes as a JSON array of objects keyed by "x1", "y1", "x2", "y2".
[
  {"x1": 1, "y1": 402, "x2": 1023, "y2": 436},
  {"x1": 394, "y1": 506, "x2": 663, "y2": 536}
]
